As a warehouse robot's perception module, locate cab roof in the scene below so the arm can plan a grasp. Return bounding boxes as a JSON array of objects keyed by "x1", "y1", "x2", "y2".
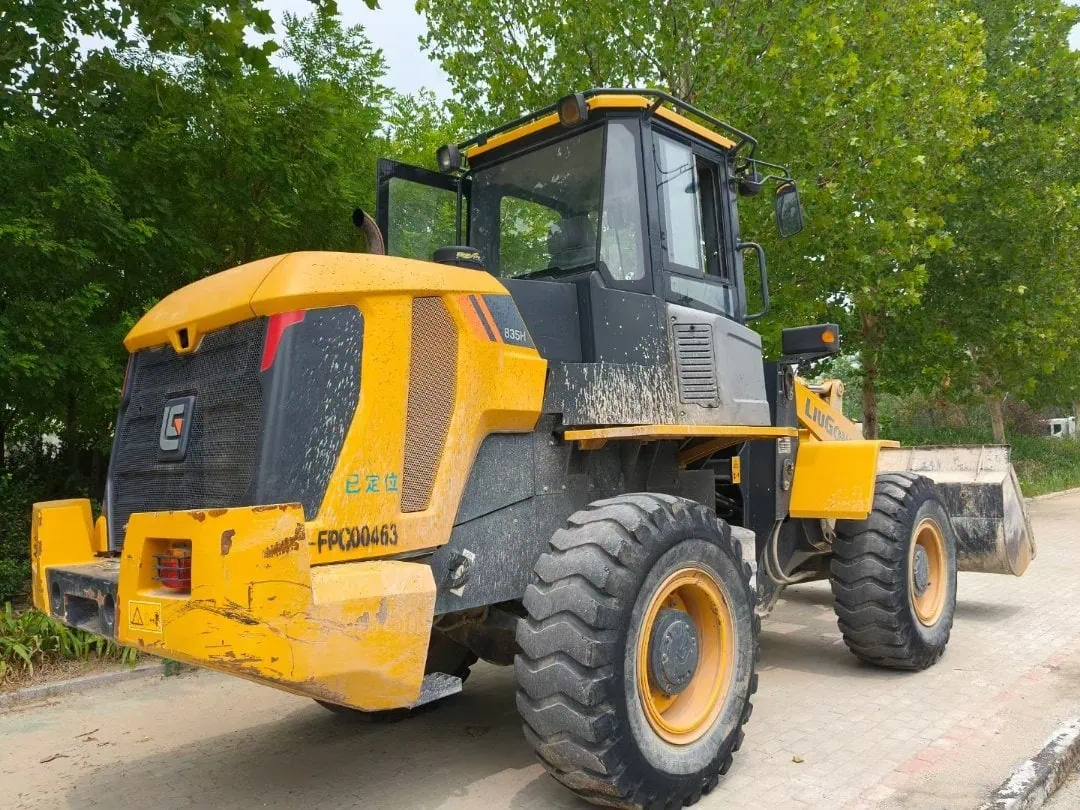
[{"x1": 460, "y1": 88, "x2": 757, "y2": 163}]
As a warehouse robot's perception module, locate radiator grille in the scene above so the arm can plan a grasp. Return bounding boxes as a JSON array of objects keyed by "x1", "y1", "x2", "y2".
[
  {"x1": 401, "y1": 298, "x2": 457, "y2": 513},
  {"x1": 674, "y1": 323, "x2": 719, "y2": 404},
  {"x1": 107, "y1": 320, "x2": 266, "y2": 550}
]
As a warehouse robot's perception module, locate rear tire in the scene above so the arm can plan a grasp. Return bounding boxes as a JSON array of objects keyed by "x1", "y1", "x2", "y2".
[
  {"x1": 830, "y1": 473, "x2": 958, "y2": 670},
  {"x1": 516, "y1": 493, "x2": 758, "y2": 809},
  {"x1": 316, "y1": 632, "x2": 476, "y2": 721}
]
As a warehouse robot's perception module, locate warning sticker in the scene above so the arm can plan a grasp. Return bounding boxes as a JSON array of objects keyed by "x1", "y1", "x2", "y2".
[{"x1": 128, "y1": 600, "x2": 162, "y2": 634}]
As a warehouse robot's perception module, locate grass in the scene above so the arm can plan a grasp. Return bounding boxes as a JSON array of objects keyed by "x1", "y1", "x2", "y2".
[
  {"x1": 883, "y1": 426, "x2": 1080, "y2": 497},
  {"x1": 0, "y1": 602, "x2": 136, "y2": 683}
]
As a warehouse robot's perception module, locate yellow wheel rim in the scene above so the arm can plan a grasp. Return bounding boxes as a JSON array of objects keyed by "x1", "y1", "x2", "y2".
[
  {"x1": 910, "y1": 518, "x2": 947, "y2": 626},
  {"x1": 636, "y1": 567, "x2": 734, "y2": 745}
]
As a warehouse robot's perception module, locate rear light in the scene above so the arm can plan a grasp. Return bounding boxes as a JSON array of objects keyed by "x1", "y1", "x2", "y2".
[
  {"x1": 154, "y1": 542, "x2": 192, "y2": 592},
  {"x1": 261, "y1": 310, "x2": 306, "y2": 371}
]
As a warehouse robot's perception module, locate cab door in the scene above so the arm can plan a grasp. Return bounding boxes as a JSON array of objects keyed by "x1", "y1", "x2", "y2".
[{"x1": 645, "y1": 126, "x2": 771, "y2": 426}]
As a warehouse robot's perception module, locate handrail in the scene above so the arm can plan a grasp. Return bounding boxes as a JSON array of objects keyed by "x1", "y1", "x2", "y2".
[{"x1": 455, "y1": 87, "x2": 758, "y2": 161}]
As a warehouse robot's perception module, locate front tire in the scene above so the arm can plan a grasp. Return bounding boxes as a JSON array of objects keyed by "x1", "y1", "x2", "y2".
[
  {"x1": 516, "y1": 494, "x2": 758, "y2": 809},
  {"x1": 831, "y1": 473, "x2": 958, "y2": 670}
]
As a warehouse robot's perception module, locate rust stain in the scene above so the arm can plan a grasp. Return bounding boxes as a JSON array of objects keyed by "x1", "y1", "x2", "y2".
[
  {"x1": 208, "y1": 508, "x2": 228, "y2": 518},
  {"x1": 262, "y1": 525, "x2": 305, "y2": 559},
  {"x1": 175, "y1": 598, "x2": 260, "y2": 627},
  {"x1": 253, "y1": 504, "x2": 292, "y2": 513},
  {"x1": 220, "y1": 529, "x2": 236, "y2": 556},
  {"x1": 190, "y1": 511, "x2": 207, "y2": 522},
  {"x1": 376, "y1": 598, "x2": 389, "y2": 626}
]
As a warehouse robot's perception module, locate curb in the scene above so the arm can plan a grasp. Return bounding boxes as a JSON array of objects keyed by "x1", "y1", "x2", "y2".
[
  {"x1": 979, "y1": 718, "x2": 1080, "y2": 810},
  {"x1": 1027, "y1": 487, "x2": 1080, "y2": 503},
  {"x1": 0, "y1": 660, "x2": 165, "y2": 710}
]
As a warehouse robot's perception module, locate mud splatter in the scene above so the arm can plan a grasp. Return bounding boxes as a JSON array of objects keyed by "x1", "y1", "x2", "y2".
[
  {"x1": 220, "y1": 529, "x2": 236, "y2": 556},
  {"x1": 262, "y1": 525, "x2": 305, "y2": 559}
]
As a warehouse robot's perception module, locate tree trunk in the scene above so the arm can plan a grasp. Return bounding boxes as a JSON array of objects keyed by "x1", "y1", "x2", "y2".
[
  {"x1": 64, "y1": 394, "x2": 79, "y2": 478},
  {"x1": 0, "y1": 418, "x2": 5, "y2": 470},
  {"x1": 1073, "y1": 400, "x2": 1080, "y2": 441},
  {"x1": 859, "y1": 344, "x2": 879, "y2": 439},
  {"x1": 988, "y1": 393, "x2": 1006, "y2": 443}
]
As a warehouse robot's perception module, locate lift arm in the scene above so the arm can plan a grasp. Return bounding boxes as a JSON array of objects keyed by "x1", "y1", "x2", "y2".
[{"x1": 795, "y1": 378, "x2": 863, "y2": 442}]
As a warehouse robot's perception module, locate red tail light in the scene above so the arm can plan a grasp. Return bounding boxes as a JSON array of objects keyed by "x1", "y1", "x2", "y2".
[
  {"x1": 261, "y1": 310, "x2": 306, "y2": 371},
  {"x1": 154, "y1": 543, "x2": 192, "y2": 592}
]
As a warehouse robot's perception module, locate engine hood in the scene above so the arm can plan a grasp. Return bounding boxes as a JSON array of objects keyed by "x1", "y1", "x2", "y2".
[{"x1": 124, "y1": 251, "x2": 509, "y2": 353}]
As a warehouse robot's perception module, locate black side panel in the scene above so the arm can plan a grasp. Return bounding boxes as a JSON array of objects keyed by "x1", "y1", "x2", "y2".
[
  {"x1": 587, "y1": 272, "x2": 667, "y2": 364},
  {"x1": 543, "y1": 362, "x2": 678, "y2": 426},
  {"x1": 537, "y1": 271, "x2": 678, "y2": 425},
  {"x1": 454, "y1": 433, "x2": 535, "y2": 525},
  {"x1": 430, "y1": 422, "x2": 713, "y2": 613},
  {"x1": 107, "y1": 320, "x2": 267, "y2": 551},
  {"x1": 253, "y1": 306, "x2": 363, "y2": 518},
  {"x1": 503, "y1": 278, "x2": 581, "y2": 362},
  {"x1": 743, "y1": 362, "x2": 798, "y2": 560}
]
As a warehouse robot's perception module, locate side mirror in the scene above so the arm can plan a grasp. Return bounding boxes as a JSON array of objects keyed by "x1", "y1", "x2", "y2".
[{"x1": 774, "y1": 181, "x2": 803, "y2": 238}]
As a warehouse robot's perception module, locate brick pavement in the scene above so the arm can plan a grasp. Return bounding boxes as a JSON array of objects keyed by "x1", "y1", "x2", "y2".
[{"x1": 2, "y1": 494, "x2": 1079, "y2": 809}]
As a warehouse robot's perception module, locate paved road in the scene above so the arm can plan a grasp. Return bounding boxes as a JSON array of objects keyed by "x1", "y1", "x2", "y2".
[{"x1": 3, "y1": 494, "x2": 1080, "y2": 809}]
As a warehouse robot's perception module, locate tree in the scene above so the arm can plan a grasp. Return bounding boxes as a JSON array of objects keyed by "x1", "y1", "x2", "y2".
[
  {"x1": 916, "y1": 0, "x2": 1080, "y2": 442},
  {"x1": 419, "y1": 0, "x2": 989, "y2": 437},
  {"x1": 0, "y1": 6, "x2": 397, "y2": 599},
  {"x1": 0, "y1": 9, "x2": 395, "y2": 477}
]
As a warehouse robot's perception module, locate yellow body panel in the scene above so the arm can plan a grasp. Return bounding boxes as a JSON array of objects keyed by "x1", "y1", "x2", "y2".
[
  {"x1": 120, "y1": 252, "x2": 547, "y2": 564},
  {"x1": 795, "y1": 379, "x2": 864, "y2": 442},
  {"x1": 466, "y1": 94, "x2": 736, "y2": 160},
  {"x1": 32, "y1": 500, "x2": 437, "y2": 710},
  {"x1": 249, "y1": 251, "x2": 510, "y2": 312},
  {"x1": 311, "y1": 292, "x2": 546, "y2": 563},
  {"x1": 788, "y1": 379, "x2": 900, "y2": 518},
  {"x1": 124, "y1": 254, "x2": 287, "y2": 353},
  {"x1": 30, "y1": 500, "x2": 100, "y2": 613},
  {"x1": 788, "y1": 440, "x2": 894, "y2": 519}
]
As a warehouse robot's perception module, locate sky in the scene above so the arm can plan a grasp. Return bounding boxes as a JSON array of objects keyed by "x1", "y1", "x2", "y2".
[{"x1": 262, "y1": 1, "x2": 451, "y2": 97}]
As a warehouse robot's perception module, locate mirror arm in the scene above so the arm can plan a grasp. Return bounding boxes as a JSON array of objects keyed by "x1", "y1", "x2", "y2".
[{"x1": 738, "y1": 241, "x2": 769, "y2": 321}]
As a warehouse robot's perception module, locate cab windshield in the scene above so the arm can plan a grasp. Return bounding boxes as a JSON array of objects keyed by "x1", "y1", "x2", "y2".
[{"x1": 469, "y1": 121, "x2": 645, "y2": 282}]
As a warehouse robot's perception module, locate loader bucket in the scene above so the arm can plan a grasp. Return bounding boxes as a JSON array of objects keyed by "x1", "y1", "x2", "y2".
[{"x1": 877, "y1": 445, "x2": 1035, "y2": 576}]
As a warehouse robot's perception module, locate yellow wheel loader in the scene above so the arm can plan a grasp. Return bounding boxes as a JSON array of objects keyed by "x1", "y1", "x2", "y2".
[{"x1": 31, "y1": 89, "x2": 1034, "y2": 809}]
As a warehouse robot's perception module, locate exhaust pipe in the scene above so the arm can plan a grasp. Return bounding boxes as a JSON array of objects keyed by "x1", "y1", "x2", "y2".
[
  {"x1": 352, "y1": 208, "x2": 385, "y2": 255},
  {"x1": 878, "y1": 445, "x2": 1035, "y2": 576}
]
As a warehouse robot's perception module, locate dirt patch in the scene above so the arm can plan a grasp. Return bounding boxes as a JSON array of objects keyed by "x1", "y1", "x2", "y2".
[{"x1": 1, "y1": 657, "x2": 136, "y2": 694}]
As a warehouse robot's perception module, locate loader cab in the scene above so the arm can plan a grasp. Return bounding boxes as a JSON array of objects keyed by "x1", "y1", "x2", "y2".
[
  {"x1": 376, "y1": 89, "x2": 793, "y2": 428},
  {"x1": 375, "y1": 91, "x2": 791, "y2": 330}
]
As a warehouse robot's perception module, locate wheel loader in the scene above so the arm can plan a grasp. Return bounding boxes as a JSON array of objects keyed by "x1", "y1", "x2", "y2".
[{"x1": 31, "y1": 88, "x2": 1035, "y2": 809}]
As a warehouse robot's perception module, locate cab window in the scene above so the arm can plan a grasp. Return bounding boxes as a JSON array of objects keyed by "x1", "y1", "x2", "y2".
[
  {"x1": 653, "y1": 132, "x2": 734, "y2": 316},
  {"x1": 469, "y1": 121, "x2": 647, "y2": 285}
]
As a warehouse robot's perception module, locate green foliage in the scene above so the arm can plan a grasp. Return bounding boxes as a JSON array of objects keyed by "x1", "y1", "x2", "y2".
[
  {"x1": 0, "y1": 6, "x2": 450, "y2": 599},
  {"x1": 912, "y1": 0, "x2": 1080, "y2": 413},
  {"x1": 418, "y1": 0, "x2": 992, "y2": 436},
  {"x1": 0, "y1": 603, "x2": 136, "y2": 681}
]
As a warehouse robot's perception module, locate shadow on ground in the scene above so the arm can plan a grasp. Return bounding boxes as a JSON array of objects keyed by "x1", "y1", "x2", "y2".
[
  {"x1": 953, "y1": 599, "x2": 1023, "y2": 622},
  {"x1": 63, "y1": 667, "x2": 589, "y2": 810}
]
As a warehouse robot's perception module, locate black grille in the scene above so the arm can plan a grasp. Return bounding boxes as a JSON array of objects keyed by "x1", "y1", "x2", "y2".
[{"x1": 107, "y1": 320, "x2": 266, "y2": 550}]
